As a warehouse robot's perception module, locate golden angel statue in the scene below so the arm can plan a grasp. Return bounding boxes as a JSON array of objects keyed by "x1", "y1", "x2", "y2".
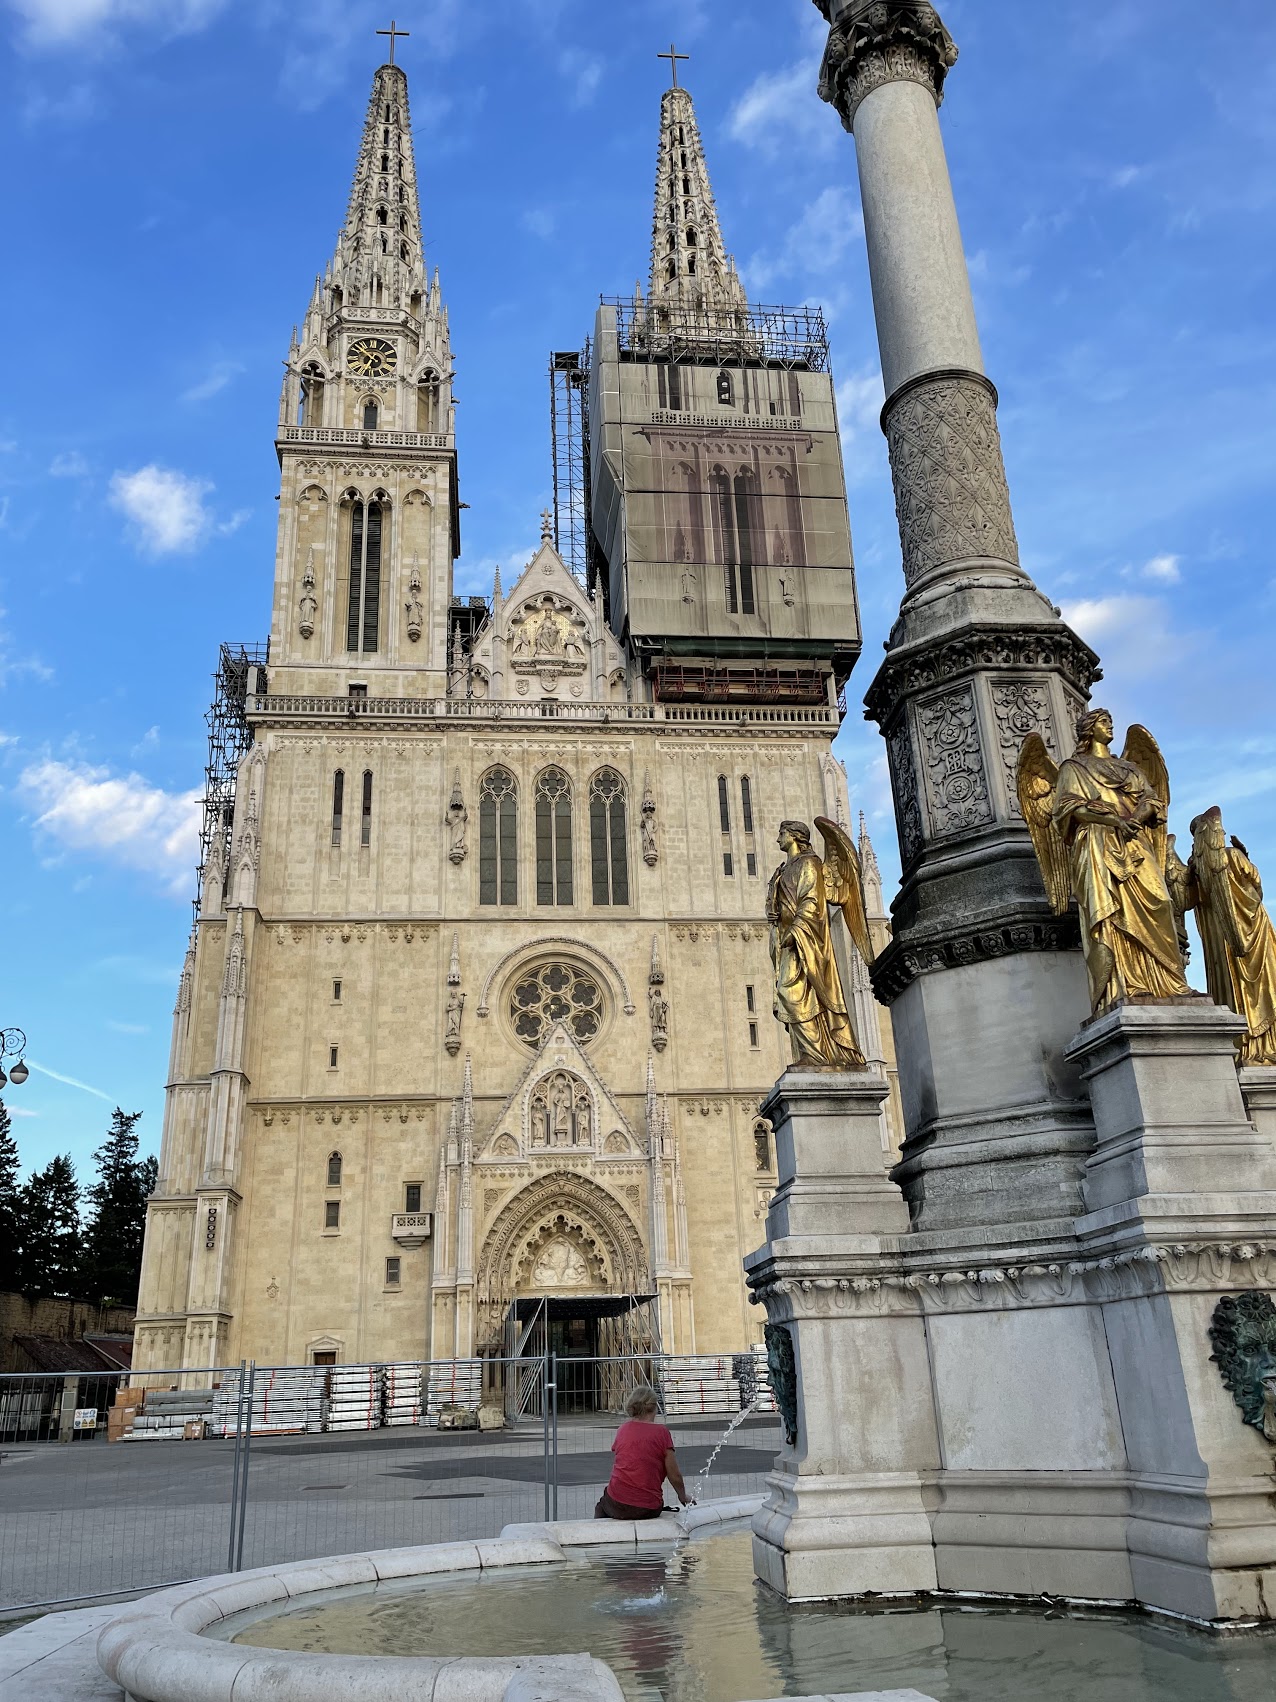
[
  {"x1": 1016, "y1": 707, "x2": 1189, "y2": 1014},
  {"x1": 1187, "y1": 807, "x2": 1276, "y2": 1066},
  {"x1": 766, "y1": 818, "x2": 874, "y2": 1069}
]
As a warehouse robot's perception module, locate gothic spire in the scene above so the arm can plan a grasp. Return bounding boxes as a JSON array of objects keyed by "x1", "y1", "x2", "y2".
[
  {"x1": 325, "y1": 63, "x2": 426, "y2": 313},
  {"x1": 858, "y1": 811, "x2": 885, "y2": 919},
  {"x1": 647, "y1": 83, "x2": 749, "y2": 323}
]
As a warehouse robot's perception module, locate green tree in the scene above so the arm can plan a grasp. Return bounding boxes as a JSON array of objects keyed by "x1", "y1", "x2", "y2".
[
  {"x1": 19, "y1": 1154, "x2": 82, "y2": 1296},
  {"x1": 0, "y1": 1097, "x2": 21, "y2": 1291},
  {"x1": 81, "y1": 1108, "x2": 152, "y2": 1305}
]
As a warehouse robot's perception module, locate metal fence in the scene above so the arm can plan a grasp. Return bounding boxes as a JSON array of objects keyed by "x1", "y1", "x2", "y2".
[{"x1": 0, "y1": 1353, "x2": 780, "y2": 1614}]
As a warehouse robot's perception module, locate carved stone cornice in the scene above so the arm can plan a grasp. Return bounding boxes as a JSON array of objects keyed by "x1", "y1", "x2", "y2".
[
  {"x1": 816, "y1": 1, "x2": 959, "y2": 133},
  {"x1": 864, "y1": 624, "x2": 1101, "y2": 727},
  {"x1": 749, "y1": 1240, "x2": 1276, "y2": 1320},
  {"x1": 870, "y1": 912, "x2": 1081, "y2": 1003}
]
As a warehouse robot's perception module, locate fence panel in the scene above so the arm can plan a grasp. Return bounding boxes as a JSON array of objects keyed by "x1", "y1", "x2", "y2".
[{"x1": 0, "y1": 1367, "x2": 240, "y2": 1612}]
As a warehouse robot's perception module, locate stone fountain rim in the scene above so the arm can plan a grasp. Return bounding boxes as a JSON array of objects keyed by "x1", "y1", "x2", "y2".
[{"x1": 94, "y1": 1495, "x2": 765, "y2": 1702}]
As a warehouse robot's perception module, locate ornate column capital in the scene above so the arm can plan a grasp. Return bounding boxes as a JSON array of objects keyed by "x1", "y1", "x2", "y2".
[{"x1": 814, "y1": 1, "x2": 959, "y2": 132}]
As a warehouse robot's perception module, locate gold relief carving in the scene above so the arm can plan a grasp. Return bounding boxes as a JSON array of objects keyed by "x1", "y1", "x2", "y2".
[
  {"x1": 1019, "y1": 709, "x2": 1189, "y2": 1013},
  {"x1": 884, "y1": 372, "x2": 1019, "y2": 587}
]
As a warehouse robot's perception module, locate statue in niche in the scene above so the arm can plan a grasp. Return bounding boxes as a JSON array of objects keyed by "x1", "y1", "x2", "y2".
[
  {"x1": 648, "y1": 984, "x2": 669, "y2": 1052},
  {"x1": 446, "y1": 772, "x2": 468, "y2": 864},
  {"x1": 766, "y1": 818, "x2": 872, "y2": 1069},
  {"x1": 405, "y1": 556, "x2": 424, "y2": 643},
  {"x1": 1018, "y1": 709, "x2": 1190, "y2": 1014},
  {"x1": 641, "y1": 778, "x2": 659, "y2": 866},
  {"x1": 530, "y1": 1100, "x2": 549, "y2": 1148},
  {"x1": 574, "y1": 1093, "x2": 592, "y2": 1146},
  {"x1": 1186, "y1": 806, "x2": 1276, "y2": 1065},
  {"x1": 298, "y1": 547, "x2": 317, "y2": 640},
  {"x1": 444, "y1": 988, "x2": 465, "y2": 1057},
  {"x1": 530, "y1": 1071, "x2": 590, "y2": 1148},
  {"x1": 551, "y1": 1077, "x2": 573, "y2": 1145}
]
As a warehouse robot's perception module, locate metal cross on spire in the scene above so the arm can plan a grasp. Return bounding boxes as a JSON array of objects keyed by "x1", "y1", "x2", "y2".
[
  {"x1": 376, "y1": 18, "x2": 410, "y2": 64},
  {"x1": 657, "y1": 43, "x2": 689, "y2": 87}
]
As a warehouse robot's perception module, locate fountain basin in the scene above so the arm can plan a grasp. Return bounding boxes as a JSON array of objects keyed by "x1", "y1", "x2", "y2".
[{"x1": 95, "y1": 1499, "x2": 767, "y2": 1702}]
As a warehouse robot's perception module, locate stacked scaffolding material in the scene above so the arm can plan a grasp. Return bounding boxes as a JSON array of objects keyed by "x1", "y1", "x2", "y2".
[
  {"x1": 383, "y1": 1363, "x2": 426, "y2": 1427},
  {"x1": 425, "y1": 1359, "x2": 483, "y2": 1427},
  {"x1": 734, "y1": 1346, "x2": 776, "y2": 1413},
  {"x1": 121, "y1": 1387, "x2": 215, "y2": 1441},
  {"x1": 659, "y1": 1355, "x2": 741, "y2": 1417},
  {"x1": 327, "y1": 1363, "x2": 383, "y2": 1432},
  {"x1": 211, "y1": 1367, "x2": 326, "y2": 1436}
]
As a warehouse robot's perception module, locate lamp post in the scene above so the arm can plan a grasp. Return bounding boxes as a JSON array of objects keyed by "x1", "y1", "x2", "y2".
[{"x1": 0, "y1": 1028, "x2": 29, "y2": 1088}]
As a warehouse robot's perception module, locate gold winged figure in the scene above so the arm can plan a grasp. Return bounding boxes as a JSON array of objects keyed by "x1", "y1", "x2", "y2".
[
  {"x1": 765, "y1": 817, "x2": 874, "y2": 1069},
  {"x1": 1187, "y1": 807, "x2": 1276, "y2": 1066},
  {"x1": 1016, "y1": 706, "x2": 1190, "y2": 1014}
]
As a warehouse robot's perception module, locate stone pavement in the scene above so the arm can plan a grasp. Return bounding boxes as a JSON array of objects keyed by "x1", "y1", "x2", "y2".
[{"x1": 0, "y1": 1605, "x2": 122, "y2": 1701}]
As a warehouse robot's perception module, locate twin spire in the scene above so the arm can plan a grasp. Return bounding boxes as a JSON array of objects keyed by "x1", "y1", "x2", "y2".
[{"x1": 330, "y1": 63, "x2": 428, "y2": 312}]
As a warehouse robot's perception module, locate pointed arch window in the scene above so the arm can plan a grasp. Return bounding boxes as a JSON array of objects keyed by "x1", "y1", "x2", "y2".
[
  {"x1": 716, "y1": 370, "x2": 733, "y2": 407},
  {"x1": 361, "y1": 770, "x2": 373, "y2": 847},
  {"x1": 362, "y1": 398, "x2": 379, "y2": 430},
  {"x1": 740, "y1": 775, "x2": 754, "y2": 834},
  {"x1": 718, "y1": 775, "x2": 731, "y2": 834},
  {"x1": 299, "y1": 363, "x2": 325, "y2": 427},
  {"x1": 479, "y1": 767, "x2": 518, "y2": 906},
  {"x1": 345, "y1": 496, "x2": 385, "y2": 653},
  {"x1": 331, "y1": 770, "x2": 345, "y2": 846},
  {"x1": 590, "y1": 769, "x2": 629, "y2": 906},
  {"x1": 733, "y1": 469, "x2": 760, "y2": 615},
  {"x1": 417, "y1": 372, "x2": 439, "y2": 432},
  {"x1": 327, "y1": 1151, "x2": 343, "y2": 1187},
  {"x1": 535, "y1": 767, "x2": 574, "y2": 906}
]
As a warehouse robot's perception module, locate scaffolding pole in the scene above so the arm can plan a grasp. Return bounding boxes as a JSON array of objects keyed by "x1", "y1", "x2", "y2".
[
  {"x1": 549, "y1": 347, "x2": 592, "y2": 586},
  {"x1": 195, "y1": 641, "x2": 267, "y2": 920}
]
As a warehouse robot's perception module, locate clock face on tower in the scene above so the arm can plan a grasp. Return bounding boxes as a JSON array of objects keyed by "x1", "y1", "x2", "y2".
[{"x1": 347, "y1": 337, "x2": 397, "y2": 377}]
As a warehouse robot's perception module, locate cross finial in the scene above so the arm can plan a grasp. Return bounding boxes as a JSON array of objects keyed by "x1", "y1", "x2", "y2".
[
  {"x1": 376, "y1": 18, "x2": 410, "y2": 65},
  {"x1": 657, "y1": 42, "x2": 689, "y2": 88}
]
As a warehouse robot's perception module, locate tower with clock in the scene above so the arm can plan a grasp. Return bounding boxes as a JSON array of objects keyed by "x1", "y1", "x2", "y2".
[{"x1": 132, "y1": 45, "x2": 899, "y2": 1381}]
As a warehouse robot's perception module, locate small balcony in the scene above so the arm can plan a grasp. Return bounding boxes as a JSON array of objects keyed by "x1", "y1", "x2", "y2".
[{"x1": 391, "y1": 1212, "x2": 433, "y2": 1248}]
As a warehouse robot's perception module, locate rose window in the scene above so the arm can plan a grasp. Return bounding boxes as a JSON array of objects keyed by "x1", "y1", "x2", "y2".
[{"x1": 510, "y1": 963, "x2": 604, "y2": 1048}]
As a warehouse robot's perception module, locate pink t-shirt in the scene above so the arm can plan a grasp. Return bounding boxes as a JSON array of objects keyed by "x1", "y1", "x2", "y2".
[{"x1": 608, "y1": 1418, "x2": 675, "y2": 1510}]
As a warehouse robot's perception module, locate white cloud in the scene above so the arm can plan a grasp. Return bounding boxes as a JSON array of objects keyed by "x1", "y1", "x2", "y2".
[
  {"x1": 744, "y1": 186, "x2": 863, "y2": 295},
  {"x1": 49, "y1": 449, "x2": 89, "y2": 477},
  {"x1": 106, "y1": 1019, "x2": 150, "y2": 1035},
  {"x1": 7, "y1": 1105, "x2": 38, "y2": 1118},
  {"x1": 181, "y1": 360, "x2": 243, "y2": 403},
  {"x1": 0, "y1": 607, "x2": 53, "y2": 687},
  {"x1": 25, "y1": 1059, "x2": 115, "y2": 1103},
  {"x1": 109, "y1": 464, "x2": 211, "y2": 554},
  {"x1": 1060, "y1": 594, "x2": 1188, "y2": 677},
  {"x1": 559, "y1": 49, "x2": 602, "y2": 108},
  {"x1": 9, "y1": 0, "x2": 225, "y2": 46},
  {"x1": 1140, "y1": 552, "x2": 1182, "y2": 583},
  {"x1": 18, "y1": 757, "x2": 201, "y2": 895},
  {"x1": 727, "y1": 56, "x2": 833, "y2": 157},
  {"x1": 520, "y1": 206, "x2": 556, "y2": 240}
]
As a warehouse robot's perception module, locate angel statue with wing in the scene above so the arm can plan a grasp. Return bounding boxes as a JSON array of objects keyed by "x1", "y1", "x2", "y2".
[
  {"x1": 766, "y1": 818, "x2": 875, "y2": 1069},
  {"x1": 1186, "y1": 806, "x2": 1276, "y2": 1066},
  {"x1": 1017, "y1": 707, "x2": 1189, "y2": 1014}
]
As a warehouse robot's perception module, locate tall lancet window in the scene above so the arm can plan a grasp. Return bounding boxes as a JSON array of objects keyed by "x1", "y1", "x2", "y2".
[
  {"x1": 345, "y1": 495, "x2": 385, "y2": 653},
  {"x1": 589, "y1": 769, "x2": 629, "y2": 906},
  {"x1": 299, "y1": 364, "x2": 325, "y2": 427},
  {"x1": 733, "y1": 469, "x2": 760, "y2": 616},
  {"x1": 479, "y1": 767, "x2": 518, "y2": 906},
  {"x1": 535, "y1": 767, "x2": 574, "y2": 906}
]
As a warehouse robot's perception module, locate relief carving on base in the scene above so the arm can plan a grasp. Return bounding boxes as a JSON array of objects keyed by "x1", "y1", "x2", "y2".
[
  {"x1": 917, "y1": 683, "x2": 993, "y2": 835},
  {"x1": 992, "y1": 679, "x2": 1055, "y2": 819},
  {"x1": 886, "y1": 720, "x2": 923, "y2": 865}
]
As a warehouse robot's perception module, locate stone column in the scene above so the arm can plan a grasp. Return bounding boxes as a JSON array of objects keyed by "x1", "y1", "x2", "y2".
[{"x1": 814, "y1": 0, "x2": 1099, "y2": 1238}]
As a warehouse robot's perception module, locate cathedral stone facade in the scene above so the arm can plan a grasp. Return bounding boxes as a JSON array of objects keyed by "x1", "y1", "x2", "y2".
[{"x1": 132, "y1": 60, "x2": 898, "y2": 1376}]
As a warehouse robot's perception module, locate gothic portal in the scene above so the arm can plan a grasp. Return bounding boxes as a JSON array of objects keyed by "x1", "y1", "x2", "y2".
[{"x1": 131, "y1": 57, "x2": 899, "y2": 1376}]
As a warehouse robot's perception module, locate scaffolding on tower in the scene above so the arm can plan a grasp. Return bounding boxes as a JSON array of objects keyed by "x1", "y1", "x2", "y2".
[
  {"x1": 548, "y1": 346, "x2": 600, "y2": 589},
  {"x1": 195, "y1": 641, "x2": 268, "y2": 920}
]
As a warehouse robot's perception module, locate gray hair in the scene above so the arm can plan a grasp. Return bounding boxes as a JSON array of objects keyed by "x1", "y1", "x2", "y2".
[{"x1": 625, "y1": 1384, "x2": 661, "y2": 1418}]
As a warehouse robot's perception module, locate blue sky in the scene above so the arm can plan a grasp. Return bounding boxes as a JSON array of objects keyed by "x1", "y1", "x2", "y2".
[{"x1": 2, "y1": 0, "x2": 1275, "y2": 1179}]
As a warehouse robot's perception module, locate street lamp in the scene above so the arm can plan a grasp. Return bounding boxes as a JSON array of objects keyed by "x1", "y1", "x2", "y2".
[{"x1": 0, "y1": 1028, "x2": 29, "y2": 1088}]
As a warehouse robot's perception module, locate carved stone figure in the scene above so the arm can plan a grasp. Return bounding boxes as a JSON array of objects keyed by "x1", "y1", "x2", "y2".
[
  {"x1": 530, "y1": 1237, "x2": 589, "y2": 1289},
  {"x1": 405, "y1": 555, "x2": 424, "y2": 643},
  {"x1": 1018, "y1": 708, "x2": 1190, "y2": 1014},
  {"x1": 1187, "y1": 807, "x2": 1276, "y2": 1066},
  {"x1": 1208, "y1": 1291, "x2": 1276, "y2": 1441},
  {"x1": 641, "y1": 777, "x2": 659, "y2": 866},
  {"x1": 764, "y1": 1321, "x2": 798, "y2": 1446},
  {"x1": 446, "y1": 772, "x2": 467, "y2": 864},
  {"x1": 765, "y1": 817, "x2": 873, "y2": 1069},
  {"x1": 648, "y1": 984, "x2": 669, "y2": 1052},
  {"x1": 298, "y1": 547, "x2": 317, "y2": 640},
  {"x1": 444, "y1": 988, "x2": 465, "y2": 1057}
]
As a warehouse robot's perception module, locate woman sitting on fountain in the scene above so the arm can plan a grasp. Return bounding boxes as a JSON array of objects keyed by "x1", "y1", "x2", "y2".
[{"x1": 594, "y1": 1386, "x2": 693, "y2": 1520}]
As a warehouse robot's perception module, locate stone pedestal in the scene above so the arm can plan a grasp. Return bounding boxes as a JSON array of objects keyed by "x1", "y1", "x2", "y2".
[
  {"x1": 1069, "y1": 999, "x2": 1276, "y2": 1621},
  {"x1": 1239, "y1": 1065, "x2": 1276, "y2": 1144},
  {"x1": 745, "y1": 1068, "x2": 940, "y2": 1600}
]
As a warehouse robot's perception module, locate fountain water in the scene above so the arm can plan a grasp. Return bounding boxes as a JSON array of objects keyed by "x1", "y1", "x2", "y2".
[{"x1": 690, "y1": 1397, "x2": 760, "y2": 1504}]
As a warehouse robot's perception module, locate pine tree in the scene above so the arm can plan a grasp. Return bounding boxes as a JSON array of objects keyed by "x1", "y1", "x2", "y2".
[
  {"x1": 81, "y1": 1108, "x2": 152, "y2": 1306},
  {"x1": 19, "y1": 1155, "x2": 82, "y2": 1296},
  {"x1": 0, "y1": 1097, "x2": 21, "y2": 1292}
]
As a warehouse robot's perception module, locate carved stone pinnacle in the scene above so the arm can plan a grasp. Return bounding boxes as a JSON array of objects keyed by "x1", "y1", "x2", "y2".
[{"x1": 815, "y1": 1, "x2": 959, "y2": 132}]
